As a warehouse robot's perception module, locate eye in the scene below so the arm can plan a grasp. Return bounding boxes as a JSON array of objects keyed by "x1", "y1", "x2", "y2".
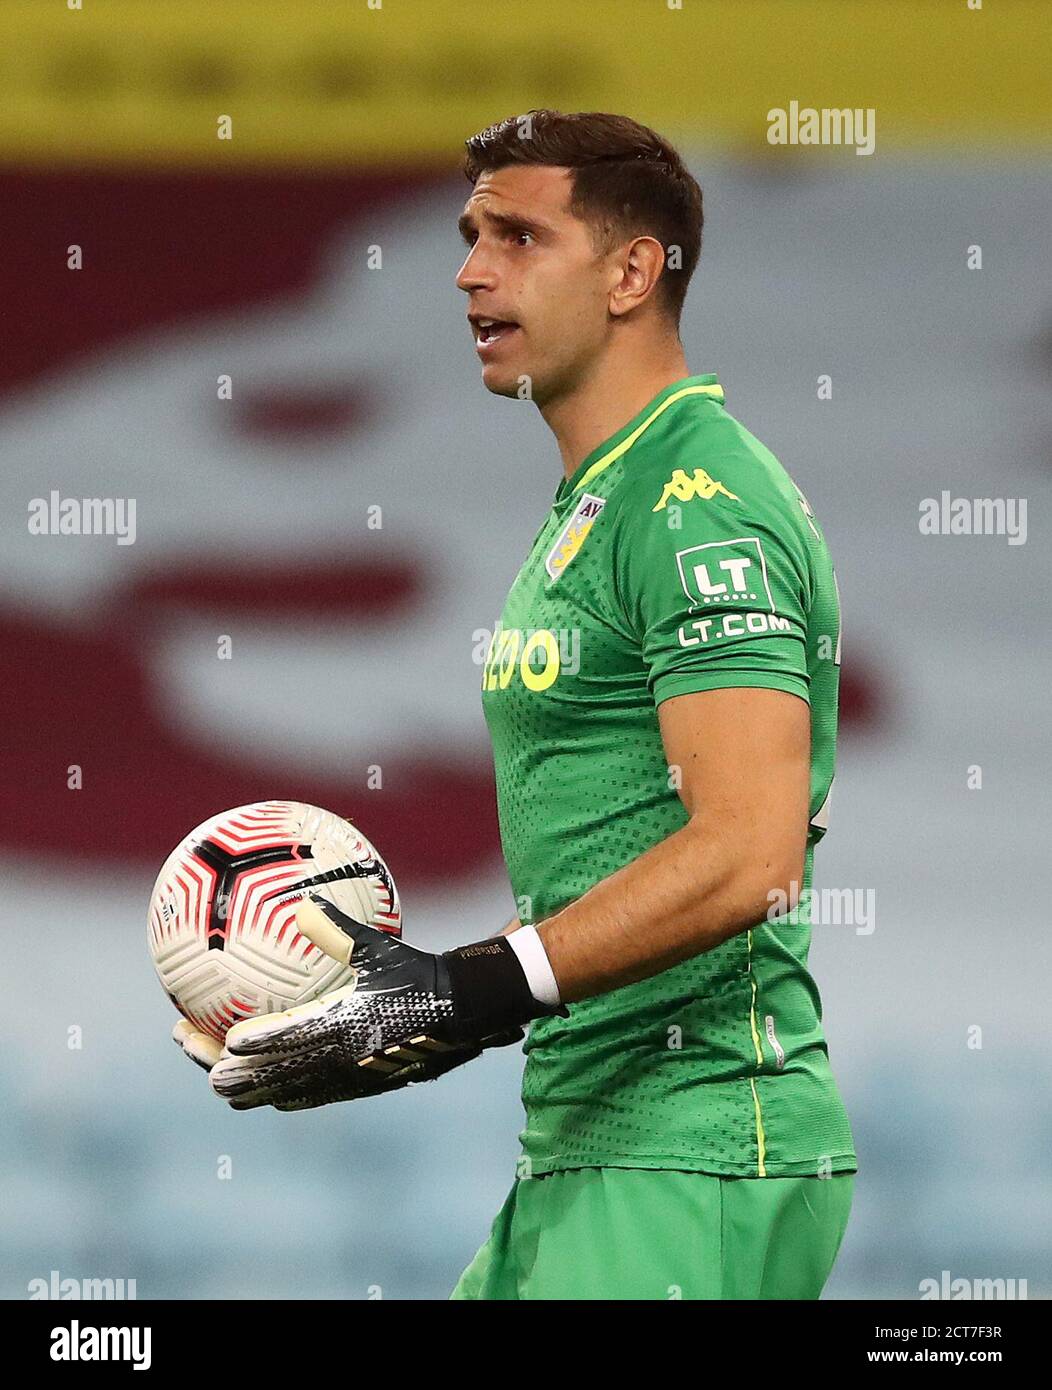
[{"x1": 511, "y1": 229, "x2": 534, "y2": 247}]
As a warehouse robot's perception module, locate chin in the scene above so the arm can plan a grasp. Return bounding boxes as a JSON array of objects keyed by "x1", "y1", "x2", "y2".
[{"x1": 480, "y1": 365, "x2": 528, "y2": 399}]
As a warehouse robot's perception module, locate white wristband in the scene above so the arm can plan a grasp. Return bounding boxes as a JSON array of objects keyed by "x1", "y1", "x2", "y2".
[{"x1": 506, "y1": 923, "x2": 562, "y2": 1008}]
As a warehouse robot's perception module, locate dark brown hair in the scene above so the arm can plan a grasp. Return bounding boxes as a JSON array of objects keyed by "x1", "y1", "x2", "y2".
[{"x1": 464, "y1": 110, "x2": 703, "y2": 325}]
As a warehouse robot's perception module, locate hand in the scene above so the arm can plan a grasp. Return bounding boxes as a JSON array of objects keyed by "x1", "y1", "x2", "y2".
[
  {"x1": 208, "y1": 897, "x2": 525, "y2": 1112},
  {"x1": 173, "y1": 1018, "x2": 223, "y2": 1071}
]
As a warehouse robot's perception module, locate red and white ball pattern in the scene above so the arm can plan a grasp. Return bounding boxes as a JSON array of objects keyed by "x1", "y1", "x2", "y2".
[{"x1": 147, "y1": 800, "x2": 401, "y2": 1042}]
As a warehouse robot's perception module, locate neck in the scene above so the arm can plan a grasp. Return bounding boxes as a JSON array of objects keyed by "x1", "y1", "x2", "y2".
[{"x1": 539, "y1": 337, "x2": 691, "y2": 481}]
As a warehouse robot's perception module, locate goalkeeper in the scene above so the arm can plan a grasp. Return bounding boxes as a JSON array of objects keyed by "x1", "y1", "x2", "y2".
[{"x1": 178, "y1": 108, "x2": 857, "y2": 1300}]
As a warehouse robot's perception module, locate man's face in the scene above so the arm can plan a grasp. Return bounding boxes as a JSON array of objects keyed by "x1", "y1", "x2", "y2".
[{"x1": 456, "y1": 165, "x2": 614, "y2": 403}]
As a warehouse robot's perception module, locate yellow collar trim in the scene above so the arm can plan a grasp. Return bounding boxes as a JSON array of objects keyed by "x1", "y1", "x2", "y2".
[{"x1": 572, "y1": 382, "x2": 725, "y2": 495}]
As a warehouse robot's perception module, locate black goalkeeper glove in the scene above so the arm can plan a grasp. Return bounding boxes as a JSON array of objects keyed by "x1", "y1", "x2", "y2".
[{"x1": 209, "y1": 896, "x2": 564, "y2": 1111}]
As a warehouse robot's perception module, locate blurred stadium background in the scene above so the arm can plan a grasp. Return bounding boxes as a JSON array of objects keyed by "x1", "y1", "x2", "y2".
[{"x1": 1, "y1": 0, "x2": 1049, "y2": 1299}]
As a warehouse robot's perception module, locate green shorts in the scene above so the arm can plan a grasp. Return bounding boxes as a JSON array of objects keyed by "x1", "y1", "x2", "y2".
[{"x1": 451, "y1": 1167, "x2": 854, "y2": 1300}]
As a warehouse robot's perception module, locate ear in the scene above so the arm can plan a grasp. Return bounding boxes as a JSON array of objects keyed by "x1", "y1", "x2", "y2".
[{"x1": 609, "y1": 234, "x2": 668, "y2": 318}]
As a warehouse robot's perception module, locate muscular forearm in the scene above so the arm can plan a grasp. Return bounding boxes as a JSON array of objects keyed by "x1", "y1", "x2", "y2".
[{"x1": 535, "y1": 814, "x2": 805, "y2": 1004}]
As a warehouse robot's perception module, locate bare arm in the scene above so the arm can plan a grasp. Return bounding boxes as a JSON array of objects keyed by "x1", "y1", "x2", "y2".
[{"x1": 535, "y1": 686, "x2": 810, "y2": 1003}]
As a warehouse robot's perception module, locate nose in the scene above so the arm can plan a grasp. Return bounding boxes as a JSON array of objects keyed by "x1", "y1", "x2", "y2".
[{"x1": 456, "y1": 242, "x2": 496, "y2": 296}]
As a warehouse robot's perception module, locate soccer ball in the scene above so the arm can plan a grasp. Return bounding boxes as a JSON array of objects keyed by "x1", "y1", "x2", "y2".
[{"x1": 147, "y1": 800, "x2": 401, "y2": 1042}]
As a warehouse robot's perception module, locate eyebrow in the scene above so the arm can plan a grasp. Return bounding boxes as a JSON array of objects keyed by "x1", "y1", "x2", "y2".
[{"x1": 457, "y1": 207, "x2": 552, "y2": 244}]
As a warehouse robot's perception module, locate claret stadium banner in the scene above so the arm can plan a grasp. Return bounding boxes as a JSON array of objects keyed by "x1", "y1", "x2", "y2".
[{"x1": 0, "y1": 0, "x2": 1048, "y2": 1354}]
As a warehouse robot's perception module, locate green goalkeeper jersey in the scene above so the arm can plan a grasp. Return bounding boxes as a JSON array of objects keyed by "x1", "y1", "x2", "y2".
[{"x1": 480, "y1": 374, "x2": 856, "y2": 1178}]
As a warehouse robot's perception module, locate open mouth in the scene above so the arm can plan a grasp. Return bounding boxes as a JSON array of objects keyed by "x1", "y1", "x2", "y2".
[{"x1": 474, "y1": 318, "x2": 520, "y2": 351}]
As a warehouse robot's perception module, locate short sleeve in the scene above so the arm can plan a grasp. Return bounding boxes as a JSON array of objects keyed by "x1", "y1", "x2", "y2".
[{"x1": 610, "y1": 472, "x2": 812, "y2": 708}]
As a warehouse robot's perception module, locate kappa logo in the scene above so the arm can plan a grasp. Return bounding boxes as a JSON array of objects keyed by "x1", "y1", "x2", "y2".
[
  {"x1": 652, "y1": 467, "x2": 738, "y2": 512},
  {"x1": 545, "y1": 493, "x2": 606, "y2": 580}
]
